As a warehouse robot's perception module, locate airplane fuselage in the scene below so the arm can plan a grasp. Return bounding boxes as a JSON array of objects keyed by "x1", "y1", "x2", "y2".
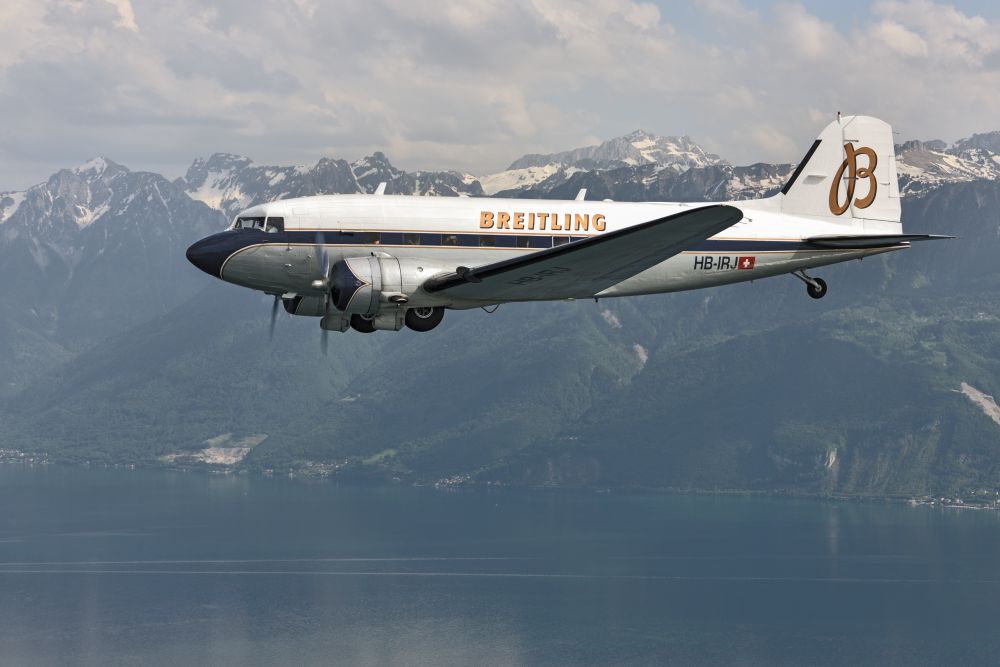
[
  {"x1": 186, "y1": 115, "x2": 939, "y2": 334},
  {"x1": 192, "y1": 193, "x2": 903, "y2": 309}
]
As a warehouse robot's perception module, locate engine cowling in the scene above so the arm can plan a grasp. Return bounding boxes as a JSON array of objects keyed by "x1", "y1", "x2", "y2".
[
  {"x1": 330, "y1": 256, "x2": 382, "y2": 315},
  {"x1": 282, "y1": 295, "x2": 325, "y2": 316},
  {"x1": 329, "y1": 254, "x2": 446, "y2": 316}
]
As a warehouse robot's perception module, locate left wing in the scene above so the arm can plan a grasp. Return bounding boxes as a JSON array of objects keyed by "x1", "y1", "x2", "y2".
[{"x1": 423, "y1": 204, "x2": 744, "y2": 302}]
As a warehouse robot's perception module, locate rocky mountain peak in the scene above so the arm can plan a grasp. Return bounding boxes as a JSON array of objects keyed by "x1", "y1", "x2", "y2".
[
  {"x1": 182, "y1": 153, "x2": 253, "y2": 191},
  {"x1": 953, "y1": 131, "x2": 1000, "y2": 154},
  {"x1": 72, "y1": 157, "x2": 127, "y2": 180}
]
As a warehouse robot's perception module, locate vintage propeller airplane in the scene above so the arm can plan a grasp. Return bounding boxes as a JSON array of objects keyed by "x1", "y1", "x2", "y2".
[{"x1": 186, "y1": 115, "x2": 948, "y2": 346}]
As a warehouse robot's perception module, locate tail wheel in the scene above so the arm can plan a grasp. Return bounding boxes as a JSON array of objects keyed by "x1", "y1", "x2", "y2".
[
  {"x1": 405, "y1": 306, "x2": 444, "y2": 332},
  {"x1": 350, "y1": 314, "x2": 377, "y2": 333},
  {"x1": 807, "y1": 277, "x2": 828, "y2": 299}
]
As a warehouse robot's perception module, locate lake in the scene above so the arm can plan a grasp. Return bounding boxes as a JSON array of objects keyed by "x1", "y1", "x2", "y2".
[{"x1": 2, "y1": 465, "x2": 999, "y2": 665}]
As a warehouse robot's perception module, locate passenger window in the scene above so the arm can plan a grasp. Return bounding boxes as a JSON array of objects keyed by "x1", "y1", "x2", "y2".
[
  {"x1": 552, "y1": 236, "x2": 570, "y2": 246},
  {"x1": 403, "y1": 233, "x2": 421, "y2": 245},
  {"x1": 420, "y1": 234, "x2": 441, "y2": 246},
  {"x1": 442, "y1": 235, "x2": 459, "y2": 246},
  {"x1": 516, "y1": 236, "x2": 532, "y2": 248},
  {"x1": 479, "y1": 236, "x2": 496, "y2": 247},
  {"x1": 380, "y1": 232, "x2": 403, "y2": 245}
]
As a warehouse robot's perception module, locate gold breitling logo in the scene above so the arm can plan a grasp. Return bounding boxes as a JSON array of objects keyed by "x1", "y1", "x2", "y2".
[{"x1": 828, "y1": 143, "x2": 878, "y2": 216}]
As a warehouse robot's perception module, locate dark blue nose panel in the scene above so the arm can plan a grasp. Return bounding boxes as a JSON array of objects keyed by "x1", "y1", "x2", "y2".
[{"x1": 186, "y1": 231, "x2": 265, "y2": 278}]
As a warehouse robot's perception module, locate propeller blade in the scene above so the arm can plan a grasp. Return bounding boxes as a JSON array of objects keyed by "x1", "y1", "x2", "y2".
[
  {"x1": 315, "y1": 231, "x2": 329, "y2": 279},
  {"x1": 316, "y1": 231, "x2": 332, "y2": 356},
  {"x1": 269, "y1": 295, "x2": 280, "y2": 341}
]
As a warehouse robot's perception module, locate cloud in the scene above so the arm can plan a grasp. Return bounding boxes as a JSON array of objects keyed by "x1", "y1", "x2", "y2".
[
  {"x1": 774, "y1": 3, "x2": 842, "y2": 61},
  {"x1": 107, "y1": 0, "x2": 138, "y2": 31},
  {"x1": 1, "y1": 0, "x2": 999, "y2": 189},
  {"x1": 695, "y1": 0, "x2": 759, "y2": 24},
  {"x1": 873, "y1": 20, "x2": 929, "y2": 57}
]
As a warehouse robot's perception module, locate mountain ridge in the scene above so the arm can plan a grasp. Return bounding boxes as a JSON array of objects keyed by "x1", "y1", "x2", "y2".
[{"x1": 6, "y1": 125, "x2": 998, "y2": 225}]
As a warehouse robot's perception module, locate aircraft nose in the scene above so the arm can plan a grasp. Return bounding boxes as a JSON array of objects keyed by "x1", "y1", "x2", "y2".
[{"x1": 186, "y1": 235, "x2": 227, "y2": 277}]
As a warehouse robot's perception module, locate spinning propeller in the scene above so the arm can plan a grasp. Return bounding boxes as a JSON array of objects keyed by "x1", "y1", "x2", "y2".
[
  {"x1": 269, "y1": 294, "x2": 280, "y2": 341},
  {"x1": 312, "y1": 231, "x2": 332, "y2": 355},
  {"x1": 267, "y1": 231, "x2": 334, "y2": 352}
]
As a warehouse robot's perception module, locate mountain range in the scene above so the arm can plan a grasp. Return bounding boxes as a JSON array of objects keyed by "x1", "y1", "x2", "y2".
[{"x1": 1, "y1": 128, "x2": 999, "y2": 498}]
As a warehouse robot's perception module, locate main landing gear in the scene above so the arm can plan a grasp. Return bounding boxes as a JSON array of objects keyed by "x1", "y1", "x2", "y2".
[
  {"x1": 792, "y1": 269, "x2": 828, "y2": 299},
  {"x1": 404, "y1": 306, "x2": 445, "y2": 332},
  {"x1": 346, "y1": 307, "x2": 445, "y2": 333},
  {"x1": 349, "y1": 314, "x2": 376, "y2": 333}
]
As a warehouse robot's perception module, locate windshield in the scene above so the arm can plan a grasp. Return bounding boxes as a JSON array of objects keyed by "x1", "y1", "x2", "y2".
[
  {"x1": 234, "y1": 216, "x2": 265, "y2": 230},
  {"x1": 233, "y1": 216, "x2": 283, "y2": 232}
]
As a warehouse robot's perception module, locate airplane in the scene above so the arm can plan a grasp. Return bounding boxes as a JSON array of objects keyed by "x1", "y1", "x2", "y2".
[{"x1": 185, "y1": 114, "x2": 949, "y2": 345}]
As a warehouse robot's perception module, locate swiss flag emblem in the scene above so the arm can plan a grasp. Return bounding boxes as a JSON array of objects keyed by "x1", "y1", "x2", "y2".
[{"x1": 737, "y1": 256, "x2": 755, "y2": 270}]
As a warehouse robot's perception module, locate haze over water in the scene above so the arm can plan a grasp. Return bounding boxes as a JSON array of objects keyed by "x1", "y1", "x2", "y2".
[{"x1": 2, "y1": 465, "x2": 999, "y2": 665}]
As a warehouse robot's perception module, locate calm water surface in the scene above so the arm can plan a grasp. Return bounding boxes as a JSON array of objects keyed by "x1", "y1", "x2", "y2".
[{"x1": 2, "y1": 465, "x2": 1000, "y2": 666}]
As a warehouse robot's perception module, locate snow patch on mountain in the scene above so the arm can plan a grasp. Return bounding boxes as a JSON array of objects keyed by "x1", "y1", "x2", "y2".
[
  {"x1": 480, "y1": 164, "x2": 566, "y2": 196},
  {"x1": 73, "y1": 201, "x2": 110, "y2": 228},
  {"x1": 75, "y1": 157, "x2": 112, "y2": 177},
  {"x1": 0, "y1": 191, "x2": 26, "y2": 223}
]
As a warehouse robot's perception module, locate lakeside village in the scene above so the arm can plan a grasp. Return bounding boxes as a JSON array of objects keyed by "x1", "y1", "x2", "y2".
[
  {"x1": 4, "y1": 447, "x2": 1000, "y2": 510},
  {"x1": 909, "y1": 490, "x2": 1000, "y2": 510}
]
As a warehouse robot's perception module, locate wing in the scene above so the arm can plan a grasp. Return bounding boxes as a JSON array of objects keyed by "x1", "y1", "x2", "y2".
[{"x1": 423, "y1": 204, "x2": 744, "y2": 302}]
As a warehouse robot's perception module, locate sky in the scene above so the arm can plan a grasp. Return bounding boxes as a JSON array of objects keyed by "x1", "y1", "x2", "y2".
[{"x1": 2, "y1": 0, "x2": 1000, "y2": 189}]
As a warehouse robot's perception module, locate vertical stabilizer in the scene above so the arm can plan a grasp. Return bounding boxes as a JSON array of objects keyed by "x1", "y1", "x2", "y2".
[{"x1": 780, "y1": 115, "x2": 901, "y2": 232}]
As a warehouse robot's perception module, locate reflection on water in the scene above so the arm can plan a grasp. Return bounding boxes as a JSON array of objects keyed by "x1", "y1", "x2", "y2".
[{"x1": 2, "y1": 465, "x2": 1000, "y2": 665}]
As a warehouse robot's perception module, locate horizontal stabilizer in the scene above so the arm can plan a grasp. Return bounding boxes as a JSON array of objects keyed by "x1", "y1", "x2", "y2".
[
  {"x1": 423, "y1": 205, "x2": 744, "y2": 301},
  {"x1": 805, "y1": 234, "x2": 954, "y2": 249}
]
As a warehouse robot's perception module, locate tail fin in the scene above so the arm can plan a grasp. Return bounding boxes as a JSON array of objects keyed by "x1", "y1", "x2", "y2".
[{"x1": 780, "y1": 115, "x2": 901, "y2": 232}]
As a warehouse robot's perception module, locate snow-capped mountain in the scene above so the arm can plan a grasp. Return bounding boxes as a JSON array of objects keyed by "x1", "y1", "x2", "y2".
[
  {"x1": 351, "y1": 152, "x2": 484, "y2": 199},
  {"x1": 508, "y1": 130, "x2": 724, "y2": 171},
  {"x1": 1, "y1": 158, "x2": 133, "y2": 254},
  {"x1": 180, "y1": 152, "x2": 483, "y2": 219},
  {"x1": 480, "y1": 130, "x2": 727, "y2": 195},
  {"x1": 895, "y1": 140, "x2": 1000, "y2": 195},
  {"x1": 179, "y1": 153, "x2": 359, "y2": 219},
  {"x1": 0, "y1": 157, "x2": 222, "y2": 380}
]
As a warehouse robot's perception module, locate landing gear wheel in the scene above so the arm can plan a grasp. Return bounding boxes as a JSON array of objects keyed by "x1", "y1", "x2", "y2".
[
  {"x1": 807, "y1": 277, "x2": 828, "y2": 300},
  {"x1": 350, "y1": 314, "x2": 376, "y2": 333},
  {"x1": 404, "y1": 306, "x2": 444, "y2": 332}
]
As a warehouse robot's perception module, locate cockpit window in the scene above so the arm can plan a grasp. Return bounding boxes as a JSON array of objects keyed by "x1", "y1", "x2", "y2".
[
  {"x1": 234, "y1": 216, "x2": 265, "y2": 230},
  {"x1": 265, "y1": 217, "x2": 284, "y2": 233}
]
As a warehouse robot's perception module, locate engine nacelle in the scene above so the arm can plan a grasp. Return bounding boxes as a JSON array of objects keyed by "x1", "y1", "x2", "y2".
[
  {"x1": 330, "y1": 256, "x2": 382, "y2": 315},
  {"x1": 329, "y1": 254, "x2": 447, "y2": 316},
  {"x1": 282, "y1": 295, "x2": 325, "y2": 316}
]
